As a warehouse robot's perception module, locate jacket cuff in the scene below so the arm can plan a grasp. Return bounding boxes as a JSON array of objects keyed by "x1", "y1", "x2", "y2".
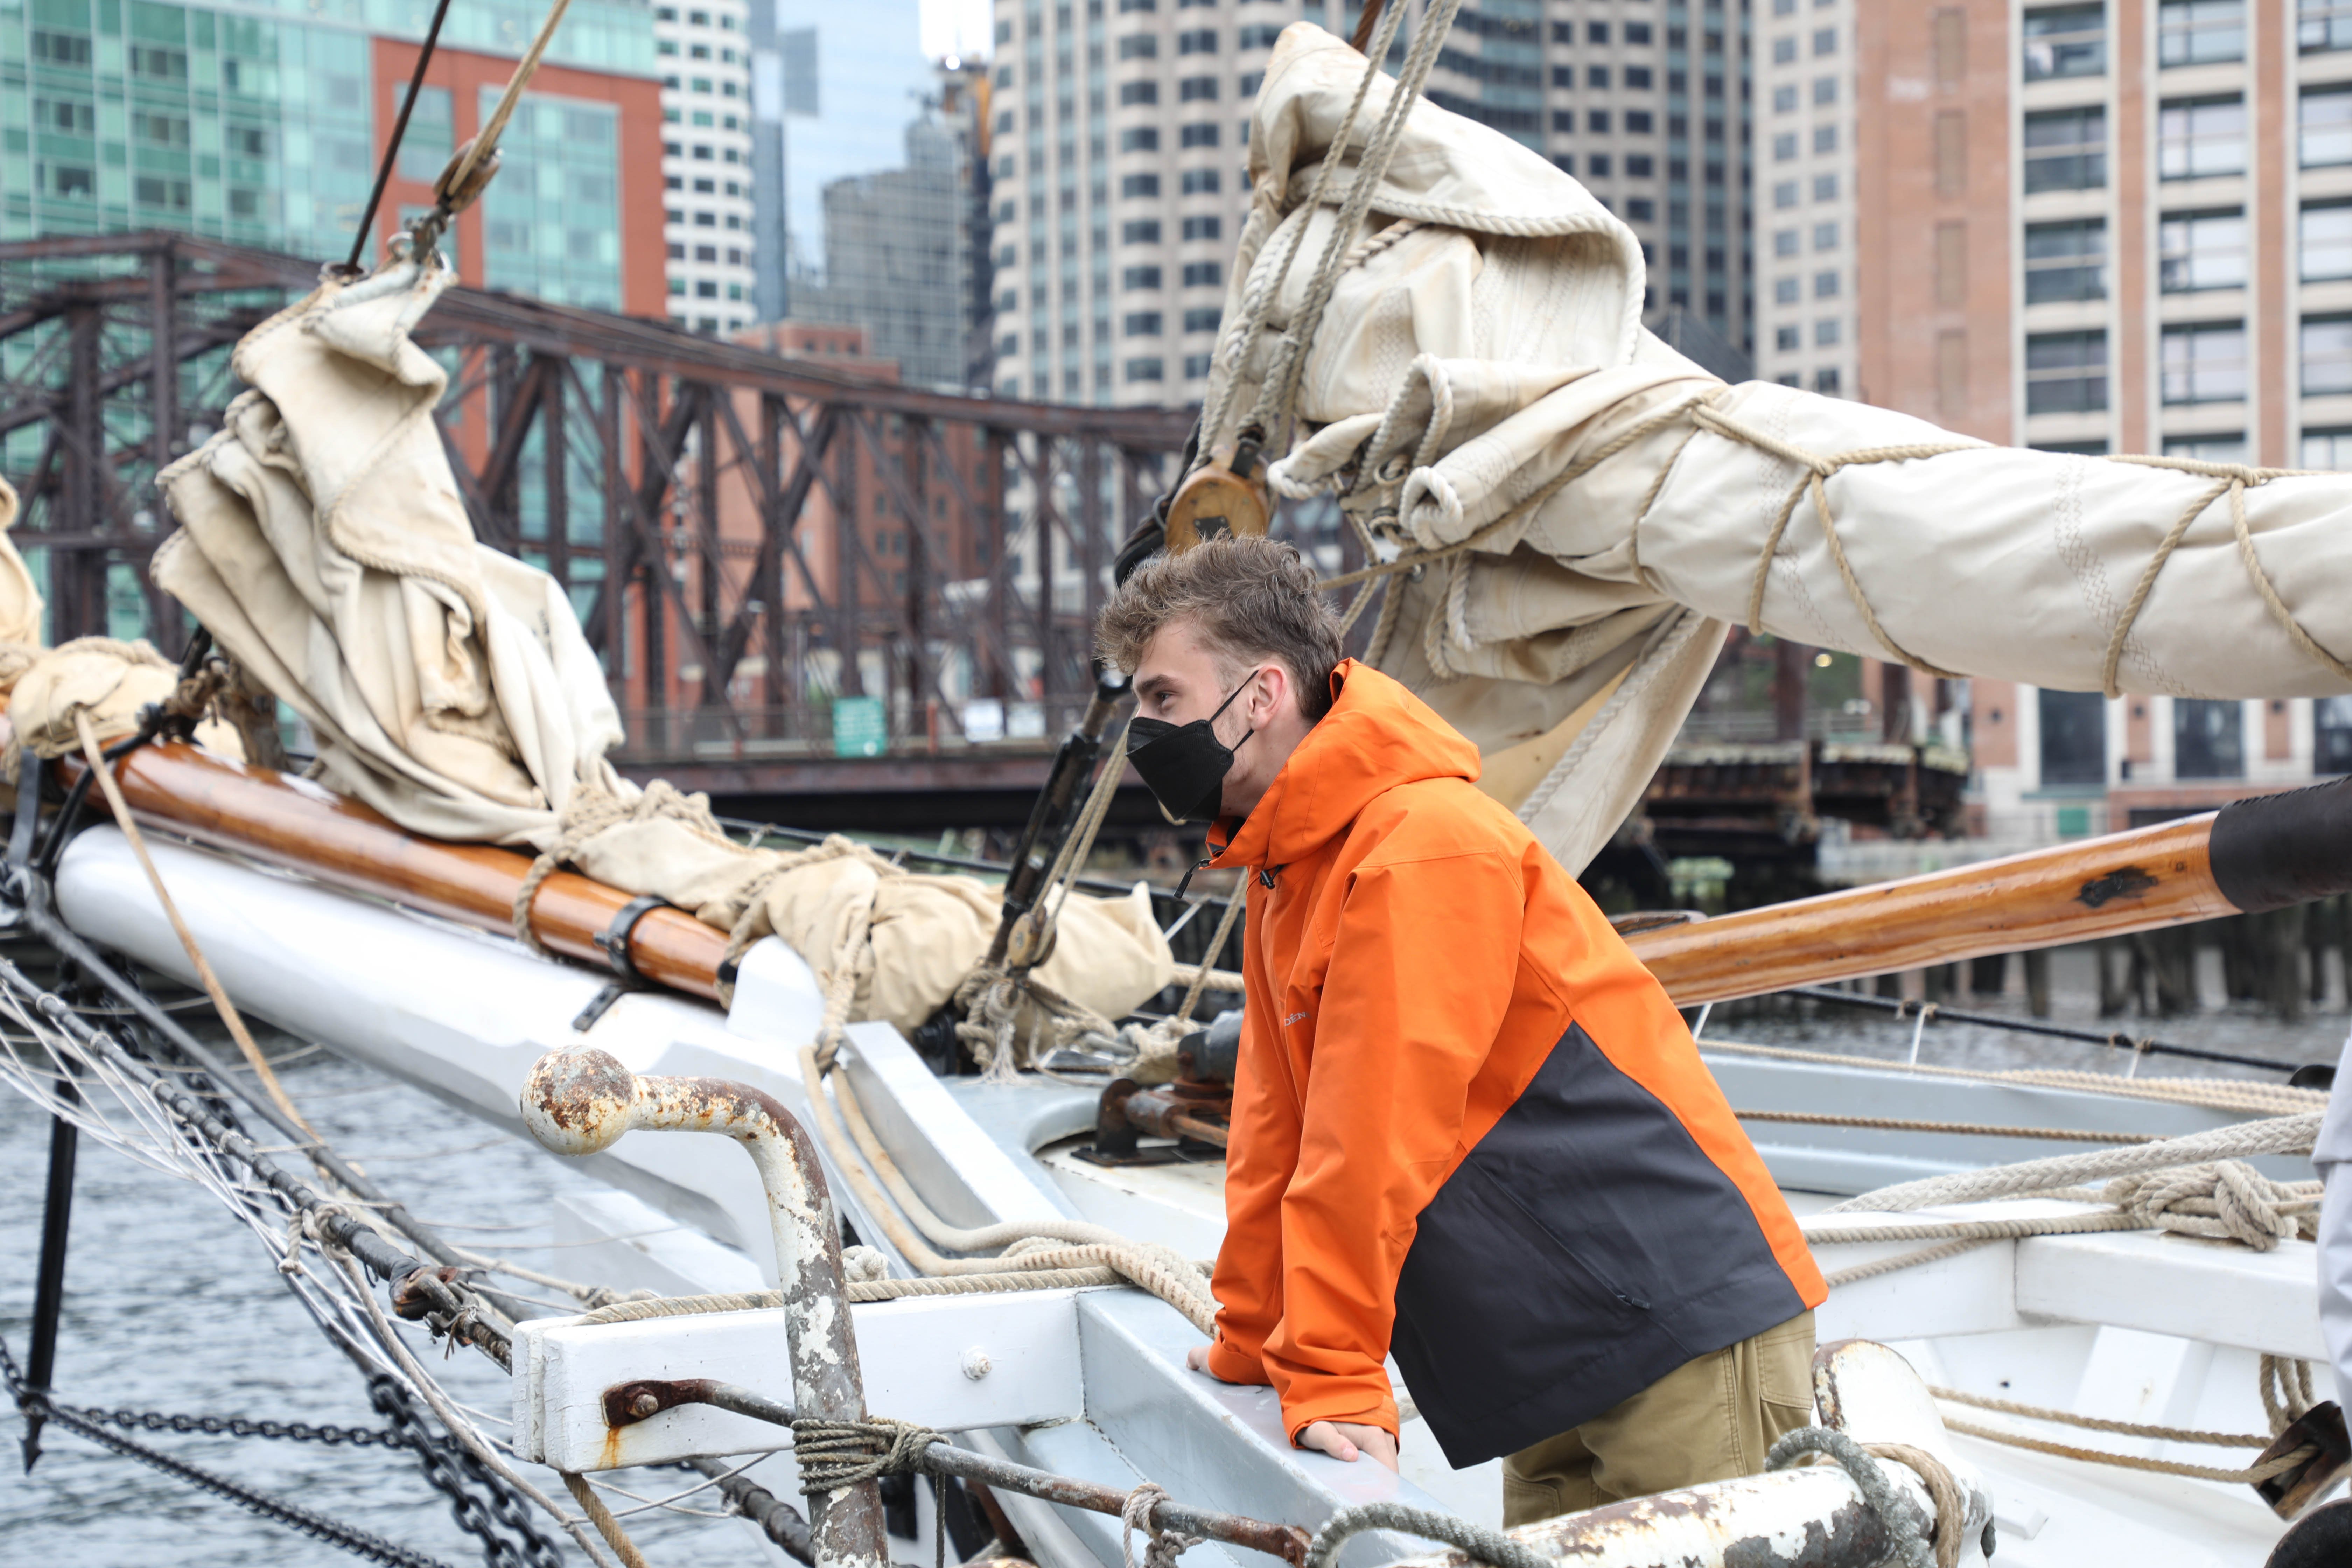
[
  {"x1": 1283, "y1": 1392, "x2": 1401, "y2": 1446},
  {"x1": 1205, "y1": 1338, "x2": 1271, "y2": 1385}
]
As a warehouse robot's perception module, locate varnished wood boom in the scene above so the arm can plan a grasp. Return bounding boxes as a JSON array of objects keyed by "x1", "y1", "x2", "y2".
[
  {"x1": 79, "y1": 743, "x2": 728, "y2": 1001},
  {"x1": 1625, "y1": 774, "x2": 2352, "y2": 1005}
]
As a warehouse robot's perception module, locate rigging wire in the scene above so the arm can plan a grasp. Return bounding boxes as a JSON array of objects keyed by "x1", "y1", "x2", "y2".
[{"x1": 346, "y1": 0, "x2": 459, "y2": 273}]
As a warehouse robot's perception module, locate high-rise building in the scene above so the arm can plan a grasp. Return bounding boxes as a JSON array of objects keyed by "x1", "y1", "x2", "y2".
[
  {"x1": 744, "y1": 0, "x2": 931, "y2": 303},
  {"x1": 987, "y1": 0, "x2": 1334, "y2": 407},
  {"x1": 654, "y1": 0, "x2": 757, "y2": 333},
  {"x1": 990, "y1": 0, "x2": 1757, "y2": 405},
  {"x1": 1751, "y1": 0, "x2": 1853, "y2": 396},
  {"x1": 790, "y1": 113, "x2": 974, "y2": 386},
  {"x1": 0, "y1": 0, "x2": 660, "y2": 281},
  {"x1": 1854, "y1": 0, "x2": 2352, "y2": 841},
  {"x1": 1427, "y1": 0, "x2": 1750, "y2": 360}
]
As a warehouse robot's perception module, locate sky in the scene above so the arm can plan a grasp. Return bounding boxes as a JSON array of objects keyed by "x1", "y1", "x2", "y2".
[{"x1": 919, "y1": 0, "x2": 995, "y2": 63}]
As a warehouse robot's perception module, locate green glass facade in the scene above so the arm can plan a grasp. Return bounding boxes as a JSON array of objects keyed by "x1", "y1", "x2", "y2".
[{"x1": 0, "y1": 0, "x2": 657, "y2": 257}]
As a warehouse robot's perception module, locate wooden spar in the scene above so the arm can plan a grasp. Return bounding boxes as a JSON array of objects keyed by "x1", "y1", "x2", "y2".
[
  {"x1": 82, "y1": 743, "x2": 728, "y2": 1001},
  {"x1": 65, "y1": 742, "x2": 2352, "y2": 1018},
  {"x1": 1626, "y1": 773, "x2": 2352, "y2": 1005}
]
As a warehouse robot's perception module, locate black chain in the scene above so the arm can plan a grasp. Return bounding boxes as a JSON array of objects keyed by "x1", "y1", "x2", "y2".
[
  {"x1": 1, "y1": 1338, "x2": 456, "y2": 1568},
  {"x1": 70, "y1": 1402, "x2": 411, "y2": 1448},
  {"x1": 370, "y1": 1378, "x2": 566, "y2": 1568}
]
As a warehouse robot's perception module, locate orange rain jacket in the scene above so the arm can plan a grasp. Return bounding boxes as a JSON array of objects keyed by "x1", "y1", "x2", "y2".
[{"x1": 1198, "y1": 661, "x2": 1825, "y2": 1466}]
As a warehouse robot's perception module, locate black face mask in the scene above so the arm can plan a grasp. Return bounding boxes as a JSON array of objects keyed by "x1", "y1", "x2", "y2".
[{"x1": 1125, "y1": 673, "x2": 1259, "y2": 825}]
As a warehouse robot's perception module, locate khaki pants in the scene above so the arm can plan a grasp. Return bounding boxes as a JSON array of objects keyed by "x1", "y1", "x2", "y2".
[{"x1": 1500, "y1": 1311, "x2": 1816, "y2": 1525}]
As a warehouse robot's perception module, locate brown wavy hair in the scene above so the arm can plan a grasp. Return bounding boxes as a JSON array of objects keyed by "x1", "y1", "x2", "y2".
[{"x1": 1094, "y1": 536, "x2": 1344, "y2": 720}]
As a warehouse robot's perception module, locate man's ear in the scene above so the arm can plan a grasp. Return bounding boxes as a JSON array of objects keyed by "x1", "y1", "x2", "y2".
[{"x1": 1254, "y1": 660, "x2": 1294, "y2": 725}]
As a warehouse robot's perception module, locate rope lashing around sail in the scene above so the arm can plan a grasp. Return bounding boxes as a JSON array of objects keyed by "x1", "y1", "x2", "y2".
[{"x1": 1766, "y1": 1427, "x2": 1962, "y2": 1568}]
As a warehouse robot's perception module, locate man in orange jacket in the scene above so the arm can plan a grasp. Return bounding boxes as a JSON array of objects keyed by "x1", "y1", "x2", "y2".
[{"x1": 1095, "y1": 536, "x2": 1826, "y2": 1521}]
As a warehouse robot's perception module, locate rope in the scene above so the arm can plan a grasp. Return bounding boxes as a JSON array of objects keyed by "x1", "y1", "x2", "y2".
[
  {"x1": 1512, "y1": 607, "x2": 1706, "y2": 826},
  {"x1": 561, "y1": 1472, "x2": 652, "y2": 1568},
  {"x1": 1301, "y1": 1502, "x2": 1552, "y2": 1568},
  {"x1": 346, "y1": 0, "x2": 456, "y2": 270},
  {"x1": 1735, "y1": 1107, "x2": 2159, "y2": 1144},
  {"x1": 1121, "y1": 1483, "x2": 1200, "y2": 1568},
  {"x1": 2107, "y1": 1160, "x2": 2312, "y2": 1250},
  {"x1": 576, "y1": 1267, "x2": 1134, "y2": 1324},
  {"x1": 790, "y1": 1416, "x2": 943, "y2": 1494},
  {"x1": 1821, "y1": 1112, "x2": 2323, "y2": 1213},
  {"x1": 72, "y1": 709, "x2": 316, "y2": 1139},
  {"x1": 1931, "y1": 1384, "x2": 2277, "y2": 1448},
  {"x1": 1766, "y1": 1427, "x2": 1947, "y2": 1568},
  {"x1": 1940, "y1": 1415, "x2": 2314, "y2": 1485},
  {"x1": 2262, "y1": 1353, "x2": 2318, "y2": 1437},
  {"x1": 510, "y1": 778, "x2": 742, "y2": 957}
]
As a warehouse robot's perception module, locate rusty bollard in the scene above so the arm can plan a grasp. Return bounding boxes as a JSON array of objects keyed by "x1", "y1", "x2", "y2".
[{"x1": 520, "y1": 1046, "x2": 888, "y2": 1568}]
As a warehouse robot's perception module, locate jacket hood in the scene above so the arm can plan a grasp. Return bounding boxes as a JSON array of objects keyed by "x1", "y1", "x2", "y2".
[{"x1": 1209, "y1": 660, "x2": 1482, "y2": 870}]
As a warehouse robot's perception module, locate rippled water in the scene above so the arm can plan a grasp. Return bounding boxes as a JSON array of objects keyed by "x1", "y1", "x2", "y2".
[
  {"x1": 2, "y1": 959, "x2": 2345, "y2": 1565},
  {"x1": 0, "y1": 1035, "x2": 778, "y2": 1568}
]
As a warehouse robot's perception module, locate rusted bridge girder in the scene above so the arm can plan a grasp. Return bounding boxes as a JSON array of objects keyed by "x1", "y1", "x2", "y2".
[{"x1": 0, "y1": 231, "x2": 1208, "y2": 797}]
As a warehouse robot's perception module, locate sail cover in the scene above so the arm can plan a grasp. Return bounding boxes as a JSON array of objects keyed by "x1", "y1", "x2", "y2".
[{"x1": 1213, "y1": 25, "x2": 2352, "y2": 872}]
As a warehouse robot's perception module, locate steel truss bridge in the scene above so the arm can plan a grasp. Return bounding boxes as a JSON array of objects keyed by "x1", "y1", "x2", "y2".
[{"x1": 0, "y1": 231, "x2": 1363, "y2": 831}]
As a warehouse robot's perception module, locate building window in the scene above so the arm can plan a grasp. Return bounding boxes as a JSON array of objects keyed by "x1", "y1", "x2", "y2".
[
  {"x1": 1125, "y1": 358, "x2": 1165, "y2": 382},
  {"x1": 1122, "y1": 219, "x2": 1163, "y2": 243},
  {"x1": 2310, "y1": 427, "x2": 2352, "y2": 470},
  {"x1": 2304, "y1": 314, "x2": 2352, "y2": 393},
  {"x1": 2024, "y1": 106, "x2": 2107, "y2": 192},
  {"x1": 1812, "y1": 26, "x2": 1837, "y2": 54},
  {"x1": 1627, "y1": 110, "x2": 1655, "y2": 134},
  {"x1": 2160, "y1": 322, "x2": 2247, "y2": 403},
  {"x1": 1180, "y1": 215, "x2": 1222, "y2": 240},
  {"x1": 1774, "y1": 85, "x2": 1798, "y2": 113},
  {"x1": 1814, "y1": 124, "x2": 1838, "y2": 153},
  {"x1": 1628, "y1": 66, "x2": 1654, "y2": 90},
  {"x1": 1814, "y1": 76, "x2": 1838, "y2": 105},
  {"x1": 1774, "y1": 133, "x2": 1799, "y2": 162},
  {"x1": 2321, "y1": 696, "x2": 2352, "y2": 773},
  {"x1": 2024, "y1": 4, "x2": 2106, "y2": 79},
  {"x1": 1813, "y1": 173, "x2": 1839, "y2": 200},
  {"x1": 2158, "y1": 208, "x2": 2246, "y2": 290},
  {"x1": 2303, "y1": 86, "x2": 2352, "y2": 166},
  {"x1": 2025, "y1": 218, "x2": 2108, "y2": 303},
  {"x1": 1120, "y1": 80, "x2": 1159, "y2": 104},
  {"x1": 1181, "y1": 260, "x2": 1222, "y2": 286},
  {"x1": 2306, "y1": 203, "x2": 2352, "y2": 281},
  {"x1": 1815, "y1": 318, "x2": 1841, "y2": 346},
  {"x1": 2159, "y1": 0, "x2": 2244, "y2": 65},
  {"x1": 2159, "y1": 96, "x2": 2246, "y2": 179},
  {"x1": 1122, "y1": 173, "x2": 1161, "y2": 197},
  {"x1": 1775, "y1": 228, "x2": 1801, "y2": 257},
  {"x1": 1118, "y1": 33, "x2": 1157, "y2": 57},
  {"x1": 1122, "y1": 127, "x2": 1163, "y2": 152},
  {"x1": 1814, "y1": 270, "x2": 1840, "y2": 298},
  {"x1": 1814, "y1": 367, "x2": 1842, "y2": 395},
  {"x1": 1181, "y1": 168, "x2": 1220, "y2": 194},
  {"x1": 1588, "y1": 153, "x2": 1614, "y2": 177},
  {"x1": 1124, "y1": 312, "x2": 1163, "y2": 336},
  {"x1": 2176, "y1": 699, "x2": 2245, "y2": 778},
  {"x1": 2026, "y1": 330, "x2": 2109, "y2": 414},
  {"x1": 1814, "y1": 221, "x2": 1840, "y2": 250},
  {"x1": 1179, "y1": 76, "x2": 1218, "y2": 100},
  {"x1": 1180, "y1": 122, "x2": 1218, "y2": 147},
  {"x1": 1124, "y1": 265, "x2": 1163, "y2": 288},
  {"x1": 1589, "y1": 64, "x2": 1612, "y2": 88},
  {"x1": 2303, "y1": 0, "x2": 2352, "y2": 52},
  {"x1": 1626, "y1": 196, "x2": 1656, "y2": 219},
  {"x1": 2040, "y1": 689, "x2": 2107, "y2": 786},
  {"x1": 1775, "y1": 277, "x2": 1800, "y2": 304},
  {"x1": 1184, "y1": 353, "x2": 1213, "y2": 378},
  {"x1": 1182, "y1": 307, "x2": 1220, "y2": 331},
  {"x1": 1238, "y1": 23, "x2": 1283, "y2": 46},
  {"x1": 1774, "y1": 181, "x2": 1799, "y2": 208},
  {"x1": 1177, "y1": 28, "x2": 1217, "y2": 52},
  {"x1": 2163, "y1": 433, "x2": 2247, "y2": 462},
  {"x1": 1590, "y1": 110, "x2": 1612, "y2": 133},
  {"x1": 1773, "y1": 36, "x2": 1797, "y2": 63},
  {"x1": 1775, "y1": 325, "x2": 1801, "y2": 350}
]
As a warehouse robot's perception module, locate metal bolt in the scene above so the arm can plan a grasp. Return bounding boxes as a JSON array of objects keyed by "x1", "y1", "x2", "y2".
[
  {"x1": 629, "y1": 1390, "x2": 661, "y2": 1419},
  {"x1": 961, "y1": 1348, "x2": 992, "y2": 1382}
]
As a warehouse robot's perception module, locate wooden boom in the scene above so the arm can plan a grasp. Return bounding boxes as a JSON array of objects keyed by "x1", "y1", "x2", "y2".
[
  {"x1": 1625, "y1": 774, "x2": 2352, "y2": 1005},
  {"x1": 64, "y1": 743, "x2": 2352, "y2": 1018},
  {"x1": 78, "y1": 743, "x2": 729, "y2": 1001}
]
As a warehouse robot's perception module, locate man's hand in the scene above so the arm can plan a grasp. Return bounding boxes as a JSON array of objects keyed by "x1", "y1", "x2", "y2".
[
  {"x1": 1297, "y1": 1421, "x2": 1399, "y2": 1471},
  {"x1": 1185, "y1": 1344, "x2": 1214, "y2": 1373}
]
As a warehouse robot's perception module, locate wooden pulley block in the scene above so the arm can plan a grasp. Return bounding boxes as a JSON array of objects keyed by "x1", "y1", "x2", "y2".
[
  {"x1": 433, "y1": 136, "x2": 504, "y2": 216},
  {"x1": 1164, "y1": 436, "x2": 1270, "y2": 553}
]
